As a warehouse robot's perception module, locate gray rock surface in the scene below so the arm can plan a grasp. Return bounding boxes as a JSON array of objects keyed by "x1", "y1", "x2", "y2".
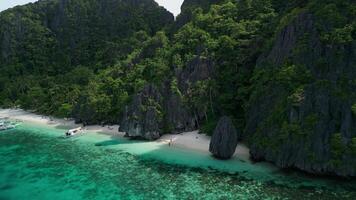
[
  {"x1": 121, "y1": 84, "x2": 162, "y2": 140},
  {"x1": 121, "y1": 55, "x2": 215, "y2": 140},
  {"x1": 178, "y1": 56, "x2": 215, "y2": 93},
  {"x1": 209, "y1": 116, "x2": 238, "y2": 159},
  {"x1": 246, "y1": 12, "x2": 356, "y2": 176},
  {"x1": 165, "y1": 56, "x2": 215, "y2": 132}
]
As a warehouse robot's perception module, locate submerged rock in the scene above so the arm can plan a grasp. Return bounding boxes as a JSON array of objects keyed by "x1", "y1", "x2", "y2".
[{"x1": 209, "y1": 116, "x2": 238, "y2": 159}]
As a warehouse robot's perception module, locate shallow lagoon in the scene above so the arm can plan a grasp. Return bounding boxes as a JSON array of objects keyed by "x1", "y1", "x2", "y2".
[{"x1": 0, "y1": 123, "x2": 355, "y2": 199}]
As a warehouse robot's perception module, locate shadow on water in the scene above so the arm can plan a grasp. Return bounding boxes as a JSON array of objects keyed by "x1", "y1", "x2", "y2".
[
  {"x1": 2, "y1": 124, "x2": 356, "y2": 200},
  {"x1": 122, "y1": 140, "x2": 356, "y2": 193},
  {"x1": 0, "y1": 184, "x2": 14, "y2": 191},
  {"x1": 94, "y1": 132, "x2": 146, "y2": 146},
  {"x1": 7, "y1": 123, "x2": 356, "y2": 199},
  {"x1": 10, "y1": 124, "x2": 356, "y2": 192},
  {"x1": 93, "y1": 138, "x2": 151, "y2": 147},
  {"x1": 54, "y1": 124, "x2": 75, "y2": 130},
  {"x1": 0, "y1": 129, "x2": 17, "y2": 135},
  {"x1": 86, "y1": 130, "x2": 356, "y2": 193},
  {"x1": 95, "y1": 139, "x2": 133, "y2": 147}
]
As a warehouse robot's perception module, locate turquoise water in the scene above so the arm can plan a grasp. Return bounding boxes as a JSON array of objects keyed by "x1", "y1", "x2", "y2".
[{"x1": 0, "y1": 123, "x2": 355, "y2": 199}]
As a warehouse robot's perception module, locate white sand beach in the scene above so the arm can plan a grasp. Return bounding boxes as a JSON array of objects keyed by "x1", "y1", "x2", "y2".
[
  {"x1": 0, "y1": 108, "x2": 122, "y2": 135},
  {"x1": 159, "y1": 131, "x2": 250, "y2": 161},
  {"x1": 0, "y1": 108, "x2": 250, "y2": 161}
]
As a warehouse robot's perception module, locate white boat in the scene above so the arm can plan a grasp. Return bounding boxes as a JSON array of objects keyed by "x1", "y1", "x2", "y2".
[{"x1": 65, "y1": 127, "x2": 83, "y2": 137}]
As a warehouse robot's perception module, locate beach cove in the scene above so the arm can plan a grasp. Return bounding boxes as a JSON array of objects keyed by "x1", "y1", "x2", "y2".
[{"x1": 0, "y1": 109, "x2": 355, "y2": 199}]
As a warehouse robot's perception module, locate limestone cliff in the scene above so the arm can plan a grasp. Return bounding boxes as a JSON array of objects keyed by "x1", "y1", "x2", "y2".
[
  {"x1": 120, "y1": 55, "x2": 215, "y2": 139},
  {"x1": 246, "y1": 11, "x2": 356, "y2": 176}
]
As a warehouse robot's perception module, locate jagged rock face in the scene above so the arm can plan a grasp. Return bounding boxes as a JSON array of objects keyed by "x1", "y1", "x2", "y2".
[
  {"x1": 121, "y1": 84, "x2": 162, "y2": 140},
  {"x1": 246, "y1": 12, "x2": 356, "y2": 176},
  {"x1": 72, "y1": 96, "x2": 98, "y2": 125},
  {"x1": 259, "y1": 13, "x2": 321, "y2": 66},
  {"x1": 209, "y1": 116, "x2": 238, "y2": 159},
  {"x1": 163, "y1": 91, "x2": 196, "y2": 133},
  {"x1": 178, "y1": 56, "x2": 215, "y2": 93},
  {"x1": 122, "y1": 56, "x2": 215, "y2": 139},
  {"x1": 164, "y1": 56, "x2": 215, "y2": 132}
]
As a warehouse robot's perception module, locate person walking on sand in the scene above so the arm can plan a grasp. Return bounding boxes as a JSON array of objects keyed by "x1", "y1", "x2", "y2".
[{"x1": 168, "y1": 139, "x2": 173, "y2": 147}]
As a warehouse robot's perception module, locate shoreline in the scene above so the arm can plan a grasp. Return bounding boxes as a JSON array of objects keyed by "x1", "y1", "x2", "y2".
[
  {"x1": 0, "y1": 108, "x2": 250, "y2": 162},
  {"x1": 2, "y1": 109, "x2": 354, "y2": 187}
]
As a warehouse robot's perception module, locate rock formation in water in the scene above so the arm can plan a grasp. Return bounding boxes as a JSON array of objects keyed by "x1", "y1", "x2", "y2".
[{"x1": 209, "y1": 116, "x2": 238, "y2": 159}]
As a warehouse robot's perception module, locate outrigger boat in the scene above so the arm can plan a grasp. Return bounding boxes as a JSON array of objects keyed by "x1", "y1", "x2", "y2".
[{"x1": 65, "y1": 127, "x2": 83, "y2": 137}]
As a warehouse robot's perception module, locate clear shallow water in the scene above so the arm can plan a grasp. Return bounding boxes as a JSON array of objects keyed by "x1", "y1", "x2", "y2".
[{"x1": 0, "y1": 123, "x2": 355, "y2": 200}]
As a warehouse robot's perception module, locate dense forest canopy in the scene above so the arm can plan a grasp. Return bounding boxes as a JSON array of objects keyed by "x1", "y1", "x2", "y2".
[
  {"x1": 0, "y1": 0, "x2": 355, "y2": 176},
  {"x1": 0, "y1": 0, "x2": 173, "y2": 115}
]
